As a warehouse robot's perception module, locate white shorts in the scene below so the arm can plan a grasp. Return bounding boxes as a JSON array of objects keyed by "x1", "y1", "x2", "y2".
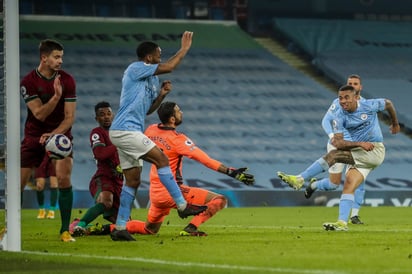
[
  {"x1": 346, "y1": 142, "x2": 385, "y2": 180},
  {"x1": 109, "y1": 130, "x2": 156, "y2": 170},
  {"x1": 327, "y1": 142, "x2": 346, "y2": 174}
]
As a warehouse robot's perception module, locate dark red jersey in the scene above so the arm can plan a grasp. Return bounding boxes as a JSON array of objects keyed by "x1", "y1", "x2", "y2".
[
  {"x1": 90, "y1": 126, "x2": 123, "y2": 184},
  {"x1": 20, "y1": 69, "x2": 76, "y2": 137}
]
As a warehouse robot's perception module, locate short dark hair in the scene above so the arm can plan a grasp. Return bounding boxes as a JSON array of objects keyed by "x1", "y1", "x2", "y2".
[
  {"x1": 136, "y1": 41, "x2": 159, "y2": 59},
  {"x1": 94, "y1": 101, "x2": 111, "y2": 114},
  {"x1": 339, "y1": 84, "x2": 356, "y2": 93},
  {"x1": 39, "y1": 39, "x2": 64, "y2": 57},
  {"x1": 157, "y1": 101, "x2": 177, "y2": 124},
  {"x1": 348, "y1": 74, "x2": 361, "y2": 83}
]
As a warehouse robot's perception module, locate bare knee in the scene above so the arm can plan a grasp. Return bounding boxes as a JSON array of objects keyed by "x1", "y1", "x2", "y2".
[{"x1": 97, "y1": 192, "x2": 114, "y2": 209}]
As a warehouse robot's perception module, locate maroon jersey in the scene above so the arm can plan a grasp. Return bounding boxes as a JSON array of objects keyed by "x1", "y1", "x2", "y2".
[
  {"x1": 90, "y1": 126, "x2": 123, "y2": 184},
  {"x1": 20, "y1": 69, "x2": 76, "y2": 138}
]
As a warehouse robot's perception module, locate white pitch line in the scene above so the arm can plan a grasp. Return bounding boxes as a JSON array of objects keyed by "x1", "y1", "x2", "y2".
[
  {"x1": 23, "y1": 250, "x2": 347, "y2": 274},
  {"x1": 165, "y1": 224, "x2": 412, "y2": 232}
]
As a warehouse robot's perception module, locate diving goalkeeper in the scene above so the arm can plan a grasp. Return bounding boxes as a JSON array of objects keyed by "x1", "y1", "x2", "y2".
[{"x1": 89, "y1": 100, "x2": 254, "y2": 236}]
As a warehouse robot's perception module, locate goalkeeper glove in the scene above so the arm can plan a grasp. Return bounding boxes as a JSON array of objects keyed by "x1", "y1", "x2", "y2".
[{"x1": 227, "y1": 167, "x2": 255, "y2": 185}]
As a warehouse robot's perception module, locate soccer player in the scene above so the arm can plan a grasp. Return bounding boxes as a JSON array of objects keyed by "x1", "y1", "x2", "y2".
[
  {"x1": 35, "y1": 154, "x2": 58, "y2": 219},
  {"x1": 69, "y1": 102, "x2": 123, "y2": 236},
  {"x1": 304, "y1": 74, "x2": 366, "y2": 224},
  {"x1": 278, "y1": 84, "x2": 400, "y2": 231},
  {"x1": 20, "y1": 39, "x2": 77, "y2": 242},
  {"x1": 86, "y1": 101, "x2": 254, "y2": 237},
  {"x1": 109, "y1": 31, "x2": 207, "y2": 241}
]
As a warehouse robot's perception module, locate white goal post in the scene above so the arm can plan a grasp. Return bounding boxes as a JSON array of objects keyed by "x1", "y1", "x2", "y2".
[{"x1": 1, "y1": 0, "x2": 21, "y2": 252}]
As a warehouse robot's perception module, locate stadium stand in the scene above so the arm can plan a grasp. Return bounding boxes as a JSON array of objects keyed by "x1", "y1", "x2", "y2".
[{"x1": 273, "y1": 18, "x2": 412, "y2": 129}]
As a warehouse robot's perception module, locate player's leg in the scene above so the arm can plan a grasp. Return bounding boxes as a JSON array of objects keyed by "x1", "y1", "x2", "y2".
[
  {"x1": 126, "y1": 202, "x2": 170, "y2": 235},
  {"x1": 47, "y1": 176, "x2": 58, "y2": 219},
  {"x1": 110, "y1": 166, "x2": 140, "y2": 241},
  {"x1": 304, "y1": 164, "x2": 343, "y2": 198},
  {"x1": 55, "y1": 156, "x2": 75, "y2": 242},
  {"x1": 180, "y1": 186, "x2": 227, "y2": 236},
  {"x1": 72, "y1": 177, "x2": 112, "y2": 236},
  {"x1": 21, "y1": 137, "x2": 44, "y2": 205},
  {"x1": 350, "y1": 181, "x2": 365, "y2": 224},
  {"x1": 323, "y1": 167, "x2": 368, "y2": 231},
  {"x1": 142, "y1": 146, "x2": 207, "y2": 218},
  {"x1": 35, "y1": 177, "x2": 46, "y2": 219},
  {"x1": 278, "y1": 150, "x2": 354, "y2": 190}
]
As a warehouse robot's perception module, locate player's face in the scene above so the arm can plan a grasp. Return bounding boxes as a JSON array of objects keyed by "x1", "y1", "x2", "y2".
[
  {"x1": 95, "y1": 107, "x2": 113, "y2": 129},
  {"x1": 42, "y1": 50, "x2": 63, "y2": 71},
  {"x1": 347, "y1": 77, "x2": 362, "y2": 94},
  {"x1": 149, "y1": 47, "x2": 162, "y2": 64},
  {"x1": 338, "y1": 90, "x2": 358, "y2": 112},
  {"x1": 173, "y1": 105, "x2": 183, "y2": 126}
]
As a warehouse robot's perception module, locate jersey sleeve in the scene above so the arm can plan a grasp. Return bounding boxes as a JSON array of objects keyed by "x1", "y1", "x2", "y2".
[
  {"x1": 128, "y1": 62, "x2": 158, "y2": 81},
  {"x1": 321, "y1": 111, "x2": 335, "y2": 139},
  {"x1": 90, "y1": 128, "x2": 117, "y2": 161},
  {"x1": 20, "y1": 74, "x2": 39, "y2": 103},
  {"x1": 62, "y1": 72, "x2": 77, "y2": 102},
  {"x1": 172, "y1": 134, "x2": 222, "y2": 171}
]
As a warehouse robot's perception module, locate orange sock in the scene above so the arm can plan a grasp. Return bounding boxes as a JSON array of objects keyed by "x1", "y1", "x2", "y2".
[
  {"x1": 126, "y1": 220, "x2": 152, "y2": 234},
  {"x1": 190, "y1": 196, "x2": 227, "y2": 228}
]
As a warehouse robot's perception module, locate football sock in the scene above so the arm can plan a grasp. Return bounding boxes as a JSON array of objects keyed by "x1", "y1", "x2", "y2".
[
  {"x1": 300, "y1": 158, "x2": 329, "y2": 181},
  {"x1": 50, "y1": 187, "x2": 58, "y2": 209},
  {"x1": 338, "y1": 193, "x2": 354, "y2": 222},
  {"x1": 353, "y1": 183, "x2": 365, "y2": 211},
  {"x1": 313, "y1": 178, "x2": 339, "y2": 191},
  {"x1": 58, "y1": 186, "x2": 73, "y2": 234},
  {"x1": 116, "y1": 185, "x2": 136, "y2": 229},
  {"x1": 36, "y1": 190, "x2": 45, "y2": 208},
  {"x1": 190, "y1": 196, "x2": 227, "y2": 228},
  {"x1": 351, "y1": 208, "x2": 359, "y2": 217},
  {"x1": 126, "y1": 220, "x2": 153, "y2": 234},
  {"x1": 78, "y1": 203, "x2": 105, "y2": 227},
  {"x1": 157, "y1": 166, "x2": 186, "y2": 210}
]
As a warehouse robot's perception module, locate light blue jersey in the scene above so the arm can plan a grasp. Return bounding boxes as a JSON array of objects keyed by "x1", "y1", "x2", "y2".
[
  {"x1": 322, "y1": 97, "x2": 368, "y2": 141},
  {"x1": 111, "y1": 61, "x2": 160, "y2": 132},
  {"x1": 332, "y1": 98, "x2": 386, "y2": 142},
  {"x1": 322, "y1": 98, "x2": 352, "y2": 142}
]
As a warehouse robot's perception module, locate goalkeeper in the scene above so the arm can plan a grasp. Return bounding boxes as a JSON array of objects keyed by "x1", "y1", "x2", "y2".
[{"x1": 91, "y1": 101, "x2": 254, "y2": 236}]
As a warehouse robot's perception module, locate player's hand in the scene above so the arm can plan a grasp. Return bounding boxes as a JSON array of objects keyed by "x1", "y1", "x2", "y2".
[
  {"x1": 160, "y1": 80, "x2": 172, "y2": 96},
  {"x1": 181, "y1": 31, "x2": 193, "y2": 52},
  {"x1": 227, "y1": 167, "x2": 255, "y2": 185},
  {"x1": 53, "y1": 74, "x2": 62, "y2": 99},
  {"x1": 389, "y1": 123, "x2": 401, "y2": 134},
  {"x1": 40, "y1": 133, "x2": 53, "y2": 145}
]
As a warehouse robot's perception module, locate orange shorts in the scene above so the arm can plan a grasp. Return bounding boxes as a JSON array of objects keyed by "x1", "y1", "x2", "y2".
[{"x1": 148, "y1": 184, "x2": 209, "y2": 224}]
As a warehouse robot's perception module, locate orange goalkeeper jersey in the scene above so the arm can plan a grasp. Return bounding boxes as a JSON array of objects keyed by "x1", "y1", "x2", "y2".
[{"x1": 144, "y1": 123, "x2": 222, "y2": 189}]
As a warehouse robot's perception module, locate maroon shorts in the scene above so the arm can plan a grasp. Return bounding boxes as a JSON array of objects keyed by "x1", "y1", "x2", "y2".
[
  {"x1": 21, "y1": 135, "x2": 73, "y2": 168},
  {"x1": 34, "y1": 155, "x2": 56, "y2": 178},
  {"x1": 89, "y1": 175, "x2": 123, "y2": 221},
  {"x1": 21, "y1": 136, "x2": 46, "y2": 168}
]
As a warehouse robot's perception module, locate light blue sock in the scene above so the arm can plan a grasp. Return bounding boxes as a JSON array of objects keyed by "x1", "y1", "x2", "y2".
[
  {"x1": 300, "y1": 158, "x2": 329, "y2": 181},
  {"x1": 338, "y1": 193, "x2": 354, "y2": 222},
  {"x1": 354, "y1": 182, "x2": 365, "y2": 209},
  {"x1": 157, "y1": 166, "x2": 186, "y2": 210},
  {"x1": 116, "y1": 185, "x2": 136, "y2": 229},
  {"x1": 314, "y1": 178, "x2": 339, "y2": 191}
]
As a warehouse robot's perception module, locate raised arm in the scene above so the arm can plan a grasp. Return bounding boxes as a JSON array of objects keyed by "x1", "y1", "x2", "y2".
[{"x1": 154, "y1": 31, "x2": 193, "y2": 75}]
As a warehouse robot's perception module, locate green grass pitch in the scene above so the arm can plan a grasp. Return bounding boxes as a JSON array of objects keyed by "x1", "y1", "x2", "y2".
[{"x1": 1, "y1": 207, "x2": 411, "y2": 273}]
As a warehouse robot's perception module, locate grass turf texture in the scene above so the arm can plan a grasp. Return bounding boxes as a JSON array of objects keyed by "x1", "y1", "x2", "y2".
[{"x1": 1, "y1": 207, "x2": 411, "y2": 274}]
